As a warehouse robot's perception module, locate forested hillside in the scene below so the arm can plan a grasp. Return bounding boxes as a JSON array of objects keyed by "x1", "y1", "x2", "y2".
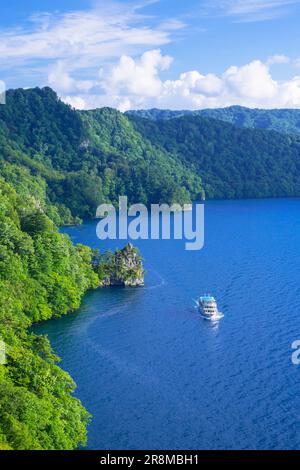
[
  {"x1": 0, "y1": 173, "x2": 143, "y2": 450},
  {"x1": 0, "y1": 89, "x2": 158, "y2": 449},
  {"x1": 0, "y1": 178, "x2": 99, "y2": 449},
  {"x1": 128, "y1": 114, "x2": 300, "y2": 199},
  {"x1": 200, "y1": 106, "x2": 300, "y2": 135},
  {"x1": 2, "y1": 88, "x2": 300, "y2": 213},
  {"x1": 127, "y1": 106, "x2": 300, "y2": 135},
  {"x1": 0, "y1": 88, "x2": 203, "y2": 222}
]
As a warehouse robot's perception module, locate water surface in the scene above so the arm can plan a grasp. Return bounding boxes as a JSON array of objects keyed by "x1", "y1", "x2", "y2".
[{"x1": 34, "y1": 199, "x2": 300, "y2": 449}]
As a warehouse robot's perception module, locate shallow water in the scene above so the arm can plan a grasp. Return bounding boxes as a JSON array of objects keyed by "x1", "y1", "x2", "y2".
[{"x1": 34, "y1": 199, "x2": 300, "y2": 449}]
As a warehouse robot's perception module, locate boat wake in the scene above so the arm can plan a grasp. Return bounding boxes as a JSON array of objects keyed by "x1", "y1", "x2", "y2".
[
  {"x1": 145, "y1": 269, "x2": 166, "y2": 290},
  {"x1": 79, "y1": 269, "x2": 166, "y2": 335}
]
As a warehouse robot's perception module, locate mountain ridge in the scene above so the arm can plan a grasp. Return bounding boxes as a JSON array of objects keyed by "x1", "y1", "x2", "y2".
[
  {"x1": 126, "y1": 106, "x2": 300, "y2": 135},
  {"x1": 1, "y1": 87, "x2": 300, "y2": 218}
]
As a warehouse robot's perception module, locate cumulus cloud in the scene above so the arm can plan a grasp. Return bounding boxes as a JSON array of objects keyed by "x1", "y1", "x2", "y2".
[
  {"x1": 1, "y1": 1, "x2": 299, "y2": 111},
  {"x1": 224, "y1": 61, "x2": 278, "y2": 99},
  {"x1": 104, "y1": 50, "x2": 173, "y2": 98},
  {"x1": 61, "y1": 52, "x2": 300, "y2": 111}
]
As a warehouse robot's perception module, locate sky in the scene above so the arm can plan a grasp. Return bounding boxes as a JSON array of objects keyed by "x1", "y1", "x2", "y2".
[{"x1": 1, "y1": 0, "x2": 300, "y2": 110}]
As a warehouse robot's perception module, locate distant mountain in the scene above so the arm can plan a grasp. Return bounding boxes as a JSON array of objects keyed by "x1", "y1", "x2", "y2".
[
  {"x1": 126, "y1": 106, "x2": 300, "y2": 135},
  {"x1": 126, "y1": 108, "x2": 195, "y2": 121}
]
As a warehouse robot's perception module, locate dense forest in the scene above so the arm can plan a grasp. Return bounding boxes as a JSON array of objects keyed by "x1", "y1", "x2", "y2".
[
  {"x1": 127, "y1": 106, "x2": 300, "y2": 135},
  {"x1": 0, "y1": 89, "x2": 153, "y2": 449},
  {"x1": 0, "y1": 88, "x2": 203, "y2": 222},
  {"x1": 0, "y1": 177, "x2": 144, "y2": 449},
  {"x1": 128, "y1": 114, "x2": 300, "y2": 199},
  {"x1": 2, "y1": 88, "x2": 300, "y2": 214},
  {"x1": 0, "y1": 178, "x2": 99, "y2": 449}
]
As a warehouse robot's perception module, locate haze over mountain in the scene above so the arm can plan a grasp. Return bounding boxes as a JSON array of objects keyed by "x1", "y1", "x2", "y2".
[{"x1": 126, "y1": 106, "x2": 300, "y2": 135}]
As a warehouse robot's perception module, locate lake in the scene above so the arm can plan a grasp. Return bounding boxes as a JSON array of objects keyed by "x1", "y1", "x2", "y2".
[{"x1": 33, "y1": 199, "x2": 300, "y2": 450}]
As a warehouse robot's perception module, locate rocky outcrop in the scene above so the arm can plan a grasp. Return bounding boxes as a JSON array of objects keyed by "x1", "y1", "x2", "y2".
[
  {"x1": 109, "y1": 243, "x2": 144, "y2": 286},
  {"x1": 94, "y1": 243, "x2": 144, "y2": 287}
]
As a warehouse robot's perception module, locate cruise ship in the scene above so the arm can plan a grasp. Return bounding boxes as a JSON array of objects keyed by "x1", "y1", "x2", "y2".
[{"x1": 197, "y1": 295, "x2": 223, "y2": 320}]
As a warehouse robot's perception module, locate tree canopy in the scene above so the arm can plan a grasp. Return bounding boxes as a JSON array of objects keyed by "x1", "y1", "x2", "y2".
[{"x1": 0, "y1": 178, "x2": 99, "y2": 449}]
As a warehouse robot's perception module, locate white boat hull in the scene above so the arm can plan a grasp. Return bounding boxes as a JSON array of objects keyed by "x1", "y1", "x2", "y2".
[
  {"x1": 199, "y1": 310, "x2": 224, "y2": 321},
  {"x1": 195, "y1": 298, "x2": 224, "y2": 321}
]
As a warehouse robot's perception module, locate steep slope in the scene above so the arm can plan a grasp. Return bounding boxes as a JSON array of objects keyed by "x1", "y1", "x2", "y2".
[
  {"x1": 2, "y1": 88, "x2": 300, "y2": 210},
  {"x1": 0, "y1": 88, "x2": 203, "y2": 220},
  {"x1": 128, "y1": 114, "x2": 300, "y2": 199},
  {"x1": 0, "y1": 178, "x2": 98, "y2": 449}
]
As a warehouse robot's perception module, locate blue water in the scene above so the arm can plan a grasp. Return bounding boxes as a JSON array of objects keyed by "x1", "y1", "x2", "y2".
[{"x1": 33, "y1": 199, "x2": 300, "y2": 450}]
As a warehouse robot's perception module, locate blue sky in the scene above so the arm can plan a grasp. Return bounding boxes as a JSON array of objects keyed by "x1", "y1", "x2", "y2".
[{"x1": 1, "y1": 0, "x2": 300, "y2": 109}]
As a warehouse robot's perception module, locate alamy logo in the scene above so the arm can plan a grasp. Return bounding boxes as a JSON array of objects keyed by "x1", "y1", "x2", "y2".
[
  {"x1": 291, "y1": 340, "x2": 300, "y2": 365},
  {"x1": 0, "y1": 339, "x2": 6, "y2": 365},
  {"x1": 96, "y1": 197, "x2": 204, "y2": 251}
]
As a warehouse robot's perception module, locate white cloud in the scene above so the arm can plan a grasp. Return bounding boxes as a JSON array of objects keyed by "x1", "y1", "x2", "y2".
[
  {"x1": 104, "y1": 50, "x2": 173, "y2": 98},
  {"x1": 61, "y1": 52, "x2": 300, "y2": 111},
  {"x1": 168, "y1": 71, "x2": 224, "y2": 95},
  {"x1": 0, "y1": 4, "x2": 170, "y2": 61},
  {"x1": 224, "y1": 61, "x2": 278, "y2": 99},
  {"x1": 208, "y1": 0, "x2": 300, "y2": 22},
  {"x1": 48, "y1": 61, "x2": 74, "y2": 93},
  {"x1": 0, "y1": 80, "x2": 6, "y2": 105},
  {"x1": 48, "y1": 60, "x2": 95, "y2": 93},
  {"x1": 278, "y1": 76, "x2": 300, "y2": 106},
  {"x1": 1, "y1": 1, "x2": 299, "y2": 111},
  {"x1": 0, "y1": 1, "x2": 181, "y2": 90},
  {"x1": 267, "y1": 54, "x2": 290, "y2": 65},
  {"x1": 63, "y1": 95, "x2": 86, "y2": 110},
  {"x1": 158, "y1": 19, "x2": 187, "y2": 30}
]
